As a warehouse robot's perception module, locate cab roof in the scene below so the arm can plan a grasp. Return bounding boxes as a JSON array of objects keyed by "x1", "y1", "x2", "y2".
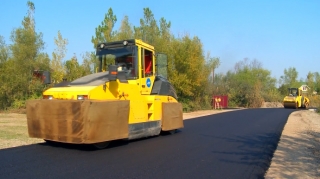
[{"x1": 96, "y1": 39, "x2": 154, "y2": 51}]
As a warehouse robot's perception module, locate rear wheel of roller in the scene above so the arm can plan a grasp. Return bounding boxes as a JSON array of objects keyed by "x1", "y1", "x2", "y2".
[
  {"x1": 93, "y1": 141, "x2": 111, "y2": 149},
  {"x1": 168, "y1": 129, "x2": 177, "y2": 134}
]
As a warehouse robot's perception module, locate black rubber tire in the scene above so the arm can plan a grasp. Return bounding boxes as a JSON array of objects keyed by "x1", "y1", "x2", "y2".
[
  {"x1": 43, "y1": 139, "x2": 60, "y2": 146},
  {"x1": 93, "y1": 141, "x2": 111, "y2": 149},
  {"x1": 44, "y1": 139, "x2": 54, "y2": 144},
  {"x1": 301, "y1": 97, "x2": 305, "y2": 108},
  {"x1": 168, "y1": 129, "x2": 177, "y2": 135}
]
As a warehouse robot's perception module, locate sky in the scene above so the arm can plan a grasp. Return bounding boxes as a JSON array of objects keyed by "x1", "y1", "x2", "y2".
[{"x1": 1, "y1": 0, "x2": 319, "y2": 83}]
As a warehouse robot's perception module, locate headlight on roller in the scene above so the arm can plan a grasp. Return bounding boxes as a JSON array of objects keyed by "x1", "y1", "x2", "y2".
[
  {"x1": 43, "y1": 95, "x2": 53, "y2": 100},
  {"x1": 77, "y1": 95, "x2": 88, "y2": 100}
]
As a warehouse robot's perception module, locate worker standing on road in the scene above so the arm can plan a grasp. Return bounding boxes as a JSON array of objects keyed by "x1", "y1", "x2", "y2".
[{"x1": 215, "y1": 97, "x2": 221, "y2": 109}]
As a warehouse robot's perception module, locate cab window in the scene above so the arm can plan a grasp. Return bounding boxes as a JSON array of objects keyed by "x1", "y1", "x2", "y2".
[{"x1": 141, "y1": 48, "x2": 153, "y2": 78}]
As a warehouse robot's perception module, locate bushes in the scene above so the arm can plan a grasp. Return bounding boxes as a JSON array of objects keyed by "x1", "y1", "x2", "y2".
[
  {"x1": 308, "y1": 95, "x2": 318, "y2": 107},
  {"x1": 309, "y1": 95, "x2": 320, "y2": 112},
  {"x1": 180, "y1": 95, "x2": 212, "y2": 112},
  {"x1": 213, "y1": 59, "x2": 278, "y2": 108}
]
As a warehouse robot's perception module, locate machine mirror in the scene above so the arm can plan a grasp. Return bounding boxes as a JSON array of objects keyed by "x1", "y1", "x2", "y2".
[
  {"x1": 156, "y1": 53, "x2": 168, "y2": 79},
  {"x1": 43, "y1": 71, "x2": 51, "y2": 84}
]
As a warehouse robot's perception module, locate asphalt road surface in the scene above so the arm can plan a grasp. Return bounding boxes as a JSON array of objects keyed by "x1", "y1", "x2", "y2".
[{"x1": 0, "y1": 108, "x2": 295, "y2": 179}]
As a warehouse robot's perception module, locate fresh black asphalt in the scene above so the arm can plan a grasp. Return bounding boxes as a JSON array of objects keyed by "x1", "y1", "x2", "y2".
[{"x1": 0, "y1": 108, "x2": 295, "y2": 179}]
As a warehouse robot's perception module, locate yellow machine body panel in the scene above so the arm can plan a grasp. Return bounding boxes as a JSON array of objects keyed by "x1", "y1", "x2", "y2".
[
  {"x1": 43, "y1": 86, "x2": 96, "y2": 100},
  {"x1": 43, "y1": 79, "x2": 178, "y2": 124},
  {"x1": 26, "y1": 39, "x2": 183, "y2": 146}
]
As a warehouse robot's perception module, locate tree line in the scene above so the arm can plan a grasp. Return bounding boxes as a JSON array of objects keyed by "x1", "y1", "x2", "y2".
[
  {"x1": 213, "y1": 60, "x2": 320, "y2": 108},
  {"x1": 0, "y1": 2, "x2": 319, "y2": 111}
]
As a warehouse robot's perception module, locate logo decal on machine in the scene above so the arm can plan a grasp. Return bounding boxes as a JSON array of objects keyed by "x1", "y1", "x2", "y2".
[{"x1": 146, "y1": 78, "x2": 151, "y2": 88}]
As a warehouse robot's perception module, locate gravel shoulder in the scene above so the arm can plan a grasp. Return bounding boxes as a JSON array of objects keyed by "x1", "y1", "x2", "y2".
[{"x1": 265, "y1": 110, "x2": 320, "y2": 178}]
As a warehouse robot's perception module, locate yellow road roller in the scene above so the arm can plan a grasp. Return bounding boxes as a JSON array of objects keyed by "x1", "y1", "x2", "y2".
[
  {"x1": 26, "y1": 39, "x2": 184, "y2": 149},
  {"x1": 283, "y1": 87, "x2": 310, "y2": 109}
]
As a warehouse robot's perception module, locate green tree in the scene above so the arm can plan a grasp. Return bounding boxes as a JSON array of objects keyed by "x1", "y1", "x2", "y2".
[
  {"x1": 81, "y1": 51, "x2": 96, "y2": 73},
  {"x1": 169, "y1": 36, "x2": 218, "y2": 110},
  {"x1": 314, "y1": 72, "x2": 320, "y2": 93},
  {"x1": 156, "y1": 17, "x2": 172, "y2": 53},
  {"x1": 0, "y1": 36, "x2": 10, "y2": 109},
  {"x1": 280, "y1": 67, "x2": 299, "y2": 85},
  {"x1": 213, "y1": 59, "x2": 278, "y2": 107},
  {"x1": 0, "y1": 36, "x2": 9, "y2": 64},
  {"x1": 4, "y1": 1, "x2": 46, "y2": 109},
  {"x1": 279, "y1": 67, "x2": 299, "y2": 95},
  {"x1": 134, "y1": 8, "x2": 160, "y2": 45},
  {"x1": 64, "y1": 55, "x2": 85, "y2": 81},
  {"x1": 116, "y1": 16, "x2": 134, "y2": 40},
  {"x1": 91, "y1": 8, "x2": 117, "y2": 48},
  {"x1": 90, "y1": 8, "x2": 118, "y2": 71},
  {"x1": 306, "y1": 72, "x2": 315, "y2": 95},
  {"x1": 51, "y1": 31, "x2": 68, "y2": 83}
]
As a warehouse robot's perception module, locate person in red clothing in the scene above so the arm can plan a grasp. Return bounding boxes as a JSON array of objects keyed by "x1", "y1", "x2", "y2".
[{"x1": 144, "y1": 52, "x2": 153, "y2": 76}]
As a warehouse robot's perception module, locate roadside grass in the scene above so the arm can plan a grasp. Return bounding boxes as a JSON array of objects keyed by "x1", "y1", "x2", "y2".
[{"x1": 0, "y1": 113, "x2": 43, "y2": 149}]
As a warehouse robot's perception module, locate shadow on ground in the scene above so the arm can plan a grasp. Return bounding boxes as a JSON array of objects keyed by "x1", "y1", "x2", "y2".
[{"x1": 16, "y1": 129, "x2": 182, "y2": 151}]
